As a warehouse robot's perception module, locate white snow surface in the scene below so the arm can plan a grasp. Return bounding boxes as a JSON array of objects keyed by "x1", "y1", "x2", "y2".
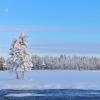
[
  {"x1": 5, "y1": 93, "x2": 33, "y2": 97},
  {"x1": 5, "y1": 93, "x2": 45, "y2": 97},
  {"x1": 0, "y1": 70, "x2": 100, "y2": 90}
]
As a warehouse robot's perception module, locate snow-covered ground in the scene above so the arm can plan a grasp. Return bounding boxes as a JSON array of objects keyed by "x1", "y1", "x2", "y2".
[{"x1": 0, "y1": 70, "x2": 100, "y2": 90}]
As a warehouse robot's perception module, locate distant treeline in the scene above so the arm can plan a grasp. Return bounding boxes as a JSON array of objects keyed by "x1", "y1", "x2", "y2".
[
  {"x1": 31, "y1": 55, "x2": 100, "y2": 70},
  {"x1": 1, "y1": 55, "x2": 100, "y2": 70},
  {"x1": 0, "y1": 57, "x2": 7, "y2": 70}
]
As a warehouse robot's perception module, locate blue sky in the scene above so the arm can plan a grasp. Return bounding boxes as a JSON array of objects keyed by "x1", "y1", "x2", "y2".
[{"x1": 0, "y1": 0, "x2": 100, "y2": 57}]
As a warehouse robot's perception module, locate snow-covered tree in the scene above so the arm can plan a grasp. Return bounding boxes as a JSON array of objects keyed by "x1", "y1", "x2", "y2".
[
  {"x1": 30, "y1": 55, "x2": 100, "y2": 70},
  {"x1": 9, "y1": 33, "x2": 33, "y2": 79}
]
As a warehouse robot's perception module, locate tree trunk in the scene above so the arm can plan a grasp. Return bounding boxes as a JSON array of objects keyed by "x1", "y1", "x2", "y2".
[
  {"x1": 16, "y1": 71, "x2": 25, "y2": 79},
  {"x1": 22, "y1": 71, "x2": 24, "y2": 79},
  {"x1": 16, "y1": 71, "x2": 19, "y2": 79}
]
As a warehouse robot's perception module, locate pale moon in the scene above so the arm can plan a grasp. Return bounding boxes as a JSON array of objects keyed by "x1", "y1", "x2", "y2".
[{"x1": 5, "y1": 8, "x2": 8, "y2": 12}]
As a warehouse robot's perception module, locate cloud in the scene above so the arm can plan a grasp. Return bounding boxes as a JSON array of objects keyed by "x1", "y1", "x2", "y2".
[
  {"x1": 0, "y1": 26, "x2": 100, "y2": 33},
  {"x1": 30, "y1": 42, "x2": 100, "y2": 55},
  {"x1": 0, "y1": 48, "x2": 8, "y2": 57},
  {"x1": 1, "y1": 42, "x2": 100, "y2": 57}
]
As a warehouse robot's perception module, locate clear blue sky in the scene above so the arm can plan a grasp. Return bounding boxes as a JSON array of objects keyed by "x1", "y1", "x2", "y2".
[{"x1": 0, "y1": 0, "x2": 100, "y2": 57}]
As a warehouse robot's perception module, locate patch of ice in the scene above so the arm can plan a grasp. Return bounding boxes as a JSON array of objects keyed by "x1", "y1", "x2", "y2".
[{"x1": 5, "y1": 93, "x2": 33, "y2": 97}]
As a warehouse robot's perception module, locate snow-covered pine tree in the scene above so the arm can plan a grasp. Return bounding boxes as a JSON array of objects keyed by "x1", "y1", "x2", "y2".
[{"x1": 9, "y1": 33, "x2": 33, "y2": 79}]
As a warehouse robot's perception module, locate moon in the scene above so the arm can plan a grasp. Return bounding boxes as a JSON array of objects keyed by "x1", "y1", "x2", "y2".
[{"x1": 5, "y1": 8, "x2": 8, "y2": 12}]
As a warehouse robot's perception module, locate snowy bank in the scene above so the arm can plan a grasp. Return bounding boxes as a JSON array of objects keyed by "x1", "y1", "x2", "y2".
[{"x1": 0, "y1": 70, "x2": 100, "y2": 90}]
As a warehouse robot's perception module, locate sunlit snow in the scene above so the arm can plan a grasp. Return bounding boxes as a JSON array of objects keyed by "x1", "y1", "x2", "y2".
[{"x1": 0, "y1": 70, "x2": 100, "y2": 90}]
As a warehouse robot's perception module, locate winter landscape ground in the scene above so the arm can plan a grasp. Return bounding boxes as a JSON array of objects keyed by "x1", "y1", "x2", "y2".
[
  {"x1": 1, "y1": 70, "x2": 100, "y2": 90},
  {"x1": 0, "y1": 70, "x2": 100, "y2": 99},
  {"x1": 0, "y1": 0, "x2": 100, "y2": 99}
]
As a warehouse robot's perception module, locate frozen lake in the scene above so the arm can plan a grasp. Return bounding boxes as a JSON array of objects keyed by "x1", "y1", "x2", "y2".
[{"x1": 0, "y1": 70, "x2": 100, "y2": 90}]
